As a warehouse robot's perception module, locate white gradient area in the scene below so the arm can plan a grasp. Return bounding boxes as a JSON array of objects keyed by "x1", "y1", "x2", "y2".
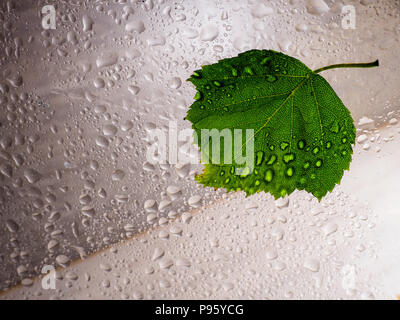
[{"x1": 3, "y1": 124, "x2": 400, "y2": 300}]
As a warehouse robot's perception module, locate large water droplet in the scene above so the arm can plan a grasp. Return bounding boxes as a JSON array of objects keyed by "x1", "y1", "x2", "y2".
[
  {"x1": 199, "y1": 24, "x2": 219, "y2": 41},
  {"x1": 125, "y1": 20, "x2": 145, "y2": 33}
]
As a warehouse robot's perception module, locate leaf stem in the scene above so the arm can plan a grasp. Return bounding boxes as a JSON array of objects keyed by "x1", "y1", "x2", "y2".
[{"x1": 313, "y1": 60, "x2": 379, "y2": 74}]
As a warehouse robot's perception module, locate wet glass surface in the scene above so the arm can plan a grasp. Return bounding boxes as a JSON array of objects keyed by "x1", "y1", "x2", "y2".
[{"x1": 0, "y1": 0, "x2": 399, "y2": 299}]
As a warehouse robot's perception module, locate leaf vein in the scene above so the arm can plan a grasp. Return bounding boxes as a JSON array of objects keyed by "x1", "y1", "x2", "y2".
[
  {"x1": 206, "y1": 90, "x2": 293, "y2": 112},
  {"x1": 310, "y1": 77, "x2": 326, "y2": 162},
  {"x1": 237, "y1": 76, "x2": 309, "y2": 156},
  {"x1": 193, "y1": 73, "x2": 307, "y2": 83}
]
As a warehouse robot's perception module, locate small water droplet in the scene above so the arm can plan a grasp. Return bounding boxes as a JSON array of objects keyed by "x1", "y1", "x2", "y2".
[
  {"x1": 240, "y1": 167, "x2": 251, "y2": 177},
  {"x1": 260, "y1": 56, "x2": 272, "y2": 65},
  {"x1": 267, "y1": 154, "x2": 276, "y2": 165},
  {"x1": 213, "y1": 80, "x2": 221, "y2": 87},
  {"x1": 188, "y1": 195, "x2": 202, "y2": 207},
  {"x1": 303, "y1": 258, "x2": 320, "y2": 272},
  {"x1": 256, "y1": 151, "x2": 264, "y2": 165},
  {"x1": 312, "y1": 146, "x2": 320, "y2": 154},
  {"x1": 280, "y1": 142, "x2": 289, "y2": 150},
  {"x1": 283, "y1": 153, "x2": 295, "y2": 163},
  {"x1": 330, "y1": 121, "x2": 340, "y2": 133},
  {"x1": 194, "y1": 92, "x2": 202, "y2": 100},
  {"x1": 297, "y1": 139, "x2": 306, "y2": 150},
  {"x1": 265, "y1": 248, "x2": 278, "y2": 260},
  {"x1": 265, "y1": 169, "x2": 274, "y2": 182},
  {"x1": 128, "y1": 85, "x2": 140, "y2": 96},
  {"x1": 169, "y1": 77, "x2": 182, "y2": 89},
  {"x1": 266, "y1": 74, "x2": 277, "y2": 82},
  {"x1": 24, "y1": 168, "x2": 41, "y2": 183},
  {"x1": 244, "y1": 66, "x2": 254, "y2": 75},
  {"x1": 192, "y1": 71, "x2": 201, "y2": 78},
  {"x1": 322, "y1": 223, "x2": 338, "y2": 236},
  {"x1": 326, "y1": 141, "x2": 332, "y2": 149}
]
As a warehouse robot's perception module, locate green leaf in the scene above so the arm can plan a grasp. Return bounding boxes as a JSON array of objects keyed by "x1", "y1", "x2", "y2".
[{"x1": 185, "y1": 50, "x2": 378, "y2": 200}]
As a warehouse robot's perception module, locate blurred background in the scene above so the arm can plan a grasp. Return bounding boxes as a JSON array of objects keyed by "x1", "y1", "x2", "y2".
[{"x1": 0, "y1": 0, "x2": 399, "y2": 299}]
